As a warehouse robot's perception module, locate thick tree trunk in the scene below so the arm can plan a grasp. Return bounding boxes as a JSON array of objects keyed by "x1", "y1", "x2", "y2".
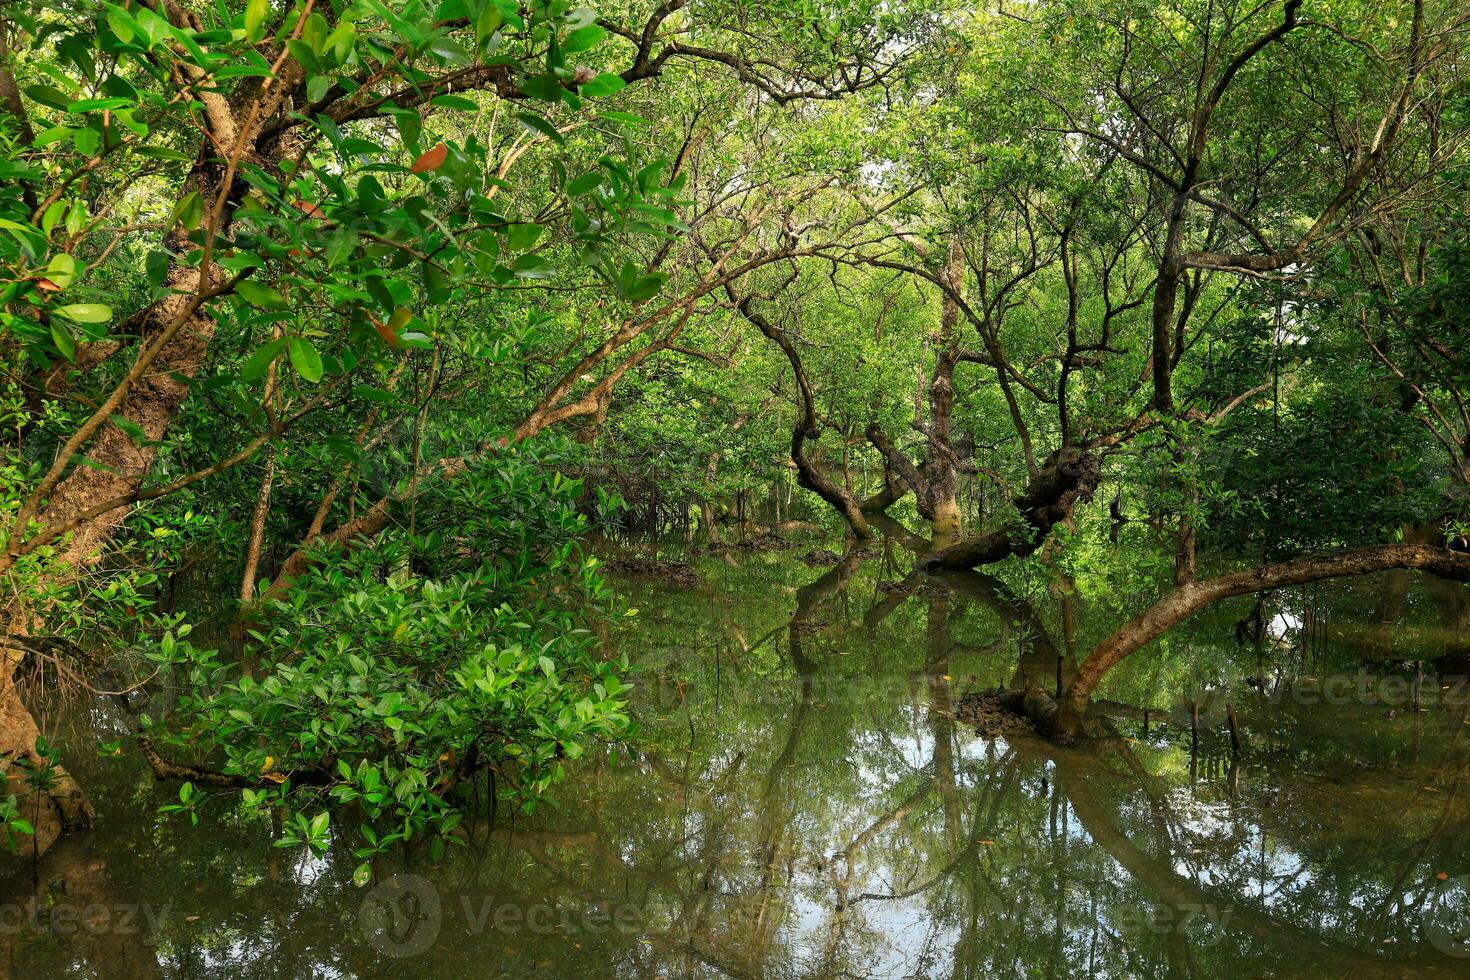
[
  {"x1": 734, "y1": 292, "x2": 870, "y2": 539},
  {"x1": 19, "y1": 269, "x2": 216, "y2": 585},
  {"x1": 924, "y1": 237, "x2": 966, "y2": 544},
  {"x1": 921, "y1": 448, "x2": 1101, "y2": 570},
  {"x1": 0, "y1": 659, "x2": 93, "y2": 857},
  {"x1": 862, "y1": 237, "x2": 966, "y2": 541},
  {"x1": 0, "y1": 264, "x2": 216, "y2": 857},
  {"x1": 791, "y1": 428, "x2": 871, "y2": 540},
  {"x1": 865, "y1": 422, "x2": 934, "y2": 519}
]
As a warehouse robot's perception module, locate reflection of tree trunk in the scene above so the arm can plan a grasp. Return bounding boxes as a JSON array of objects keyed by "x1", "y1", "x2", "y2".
[
  {"x1": 933, "y1": 569, "x2": 1074, "y2": 697},
  {"x1": 1051, "y1": 741, "x2": 1441, "y2": 978},
  {"x1": 0, "y1": 670, "x2": 92, "y2": 858},
  {"x1": 0, "y1": 837, "x2": 163, "y2": 978},
  {"x1": 926, "y1": 596, "x2": 962, "y2": 839},
  {"x1": 751, "y1": 555, "x2": 861, "y2": 960}
]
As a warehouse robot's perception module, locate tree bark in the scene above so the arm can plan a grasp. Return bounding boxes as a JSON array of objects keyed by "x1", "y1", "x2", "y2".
[
  {"x1": 921, "y1": 448, "x2": 1101, "y2": 570},
  {"x1": 1046, "y1": 543, "x2": 1470, "y2": 739},
  {"x1": 924, "y1": 237, "x2": 966, "y2": 543},
  {"x1": 733, "y1": 291, "x2": 870, "y2": 539}
]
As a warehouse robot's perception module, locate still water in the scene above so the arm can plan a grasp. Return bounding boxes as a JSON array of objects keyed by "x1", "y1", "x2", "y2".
[{"x1": 4, "y1": 546, "x2": 1470, "y2": 977}]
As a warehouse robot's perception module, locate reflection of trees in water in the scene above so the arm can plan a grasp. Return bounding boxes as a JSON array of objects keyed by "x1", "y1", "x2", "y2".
[
  {"x1": 9, "y1": 546, "x2": 1470, "y2": 977},
  {"x1": 441, "y1": 553, "x2": 1470, "y2": 977}
]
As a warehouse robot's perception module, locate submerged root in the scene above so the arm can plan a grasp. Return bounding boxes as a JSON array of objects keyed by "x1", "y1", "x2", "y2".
[
  {"x1": 954, "y1": 689, "x2": 1037, "y2": 739},
  {"x1": 955, "y1": 687, "x2": 1084, "y2": 745},
  {"x1": 601, "y1": 556, "x2": 703, "y2": 588}
]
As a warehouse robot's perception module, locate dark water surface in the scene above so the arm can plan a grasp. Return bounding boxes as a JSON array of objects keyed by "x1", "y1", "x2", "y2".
[{"x1": 5, "y1": 546, "x2": 1470, "y2": 977}]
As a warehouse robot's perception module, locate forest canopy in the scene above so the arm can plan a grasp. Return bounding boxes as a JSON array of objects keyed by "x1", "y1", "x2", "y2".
[{"x1": 1, "y1": 0, "x2": 1469, "y2": 864}]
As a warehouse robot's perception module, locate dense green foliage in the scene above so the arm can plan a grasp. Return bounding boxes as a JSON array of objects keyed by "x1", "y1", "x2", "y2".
[{"x1": 1, "y1": 0, "x2": 1468, "y2": 862}]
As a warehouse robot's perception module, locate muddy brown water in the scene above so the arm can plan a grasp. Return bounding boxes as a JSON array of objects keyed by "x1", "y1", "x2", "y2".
[{"x1": 3, "y1": 548, "x2": 1470, "y2": 977}]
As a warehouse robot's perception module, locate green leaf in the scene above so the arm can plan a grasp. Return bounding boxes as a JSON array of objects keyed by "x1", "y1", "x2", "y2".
[
  {"x1": 134, "y1": 145, "x2": 194, "y2": 162},
  {"x1": 50, "y1": 322, "x2": 76, "y2": 360},
  {"x1": 289, "y1": 338, "x2": 324, "y2": 383},
  {"x1": 306, "y1": 74, "x2": 333, "y2": 103},
  {"x1": 72, "y1": 126, "x2": 100, "y2": 156},
  {"x1": 600, "y1": 110, "x2": 650, "y2": 127},
  {"x1": 563, "y1": 24, "x2": 606, "y2": 53},
  {"x1": 109, "y1": 413, "x2": 147, "y2": 446},
  {"x1": 351, "y1": 385, "x2": 403, "y2": 406},
  {"x1": 54, "y1": 303, "x2": 112, "y2": 324},
  {"x1": 428, "y1": 37, "x2": 469, "y2": 66},
  {"x1": 25, "y1": 86, "x2": 73, "y2": 112},
  {"x1": 515, "y1": 111, "x2": 562, "y2": 144},
  {"x1": 519, "y1": 74, "x2": 564, "y2": 102},
  {"x1": 236, "y1": 280, "x2": 287, "y2": 308},
  {"x1": 625, "y1": 273, "x2": 666, "y2": 301},
  {"x1": 244, "y1": 0, "x2": 270, "y2": 43},
  {"x1": 67, "y1": 97, "x2": 132, "y2": 113},
  {"x1": 145, "y1": 250, "x2": 170, "y2": 289},
  {"x1": 475, "y1": 5, "x2": 503, "y2": 44},
  {"x1": 578, "y1": 73, "x2": 625, "y2": 98},
  {"x1": 45, "y1": 252, "x2": 78, "y2": 289},
  {"x1": 170, "y1": 192, "x2": 203, "y2": 232},
  {"x1": 505, "y1": 223, "x2": 543, "y2": 251},
  {"x1": 565, "y1": 172, "x2": 603, "y2": 196},
  {"x1": 301, "y1": 11, "x2": 329, "y2": 55},
  {"x1": 239, "y1": 337, "x2": 287, "y2": 384},
  {"x1": 105, "y1": 6, "x2": 136, "y2": 44}
]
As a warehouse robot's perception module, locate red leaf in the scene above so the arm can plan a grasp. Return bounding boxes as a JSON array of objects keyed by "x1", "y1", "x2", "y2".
[
  {"x1": 33, "y1": 278, "x2": 62, "y2": 292},
  {"x1": 411, "y1": 142, "x2": 448, "y2": 174},
  {"x1": 293, "y1": 199, "x2": 326, "y2": 220},
  {"x1": 371, "y1": 317, "x2": 401, "y2": 349}
]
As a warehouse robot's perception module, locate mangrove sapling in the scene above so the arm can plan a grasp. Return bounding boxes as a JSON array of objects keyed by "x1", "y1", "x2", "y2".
[{"x1": 132, "y1": 443, "x2": 632, "y2": 869}]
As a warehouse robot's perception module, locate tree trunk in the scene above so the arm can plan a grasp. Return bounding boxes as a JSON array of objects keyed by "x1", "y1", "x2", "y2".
[
  {"x1": 0, "y1": 659, "x2": 93, "y2": 857},
  {"x1": 1045, "y1": 544, "x2": 1470, "y2": 740},
  {"x1": 924, "y1": 237, "x2": 966, "y2": 544},
  {"x1": 733, "y1": 291, "x2": 870, "y2": 539},
  {"x1": 921, "y1": 448, "x2": 1101, "y2": 570},
  {"x1": 0, "y1": 264, "x2": 215, "y2": 856}
]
